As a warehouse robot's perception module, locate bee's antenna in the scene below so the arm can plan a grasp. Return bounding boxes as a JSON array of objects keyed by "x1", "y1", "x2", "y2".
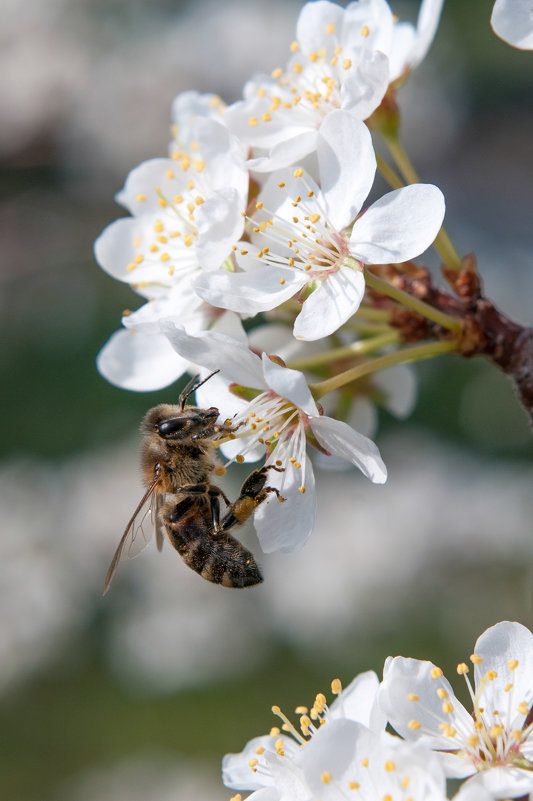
[{"x1": 179, "y1": 369, "x2": 220, "y2": 410}]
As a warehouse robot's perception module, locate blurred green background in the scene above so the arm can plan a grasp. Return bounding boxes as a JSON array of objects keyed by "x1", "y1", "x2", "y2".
[{"x1": 1, "y1": 1, "x2": 532, "y2": 799}]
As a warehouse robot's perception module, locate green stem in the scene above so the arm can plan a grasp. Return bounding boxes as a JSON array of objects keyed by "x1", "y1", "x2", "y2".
[
  {"x1": 375, "y1": 153, "x2": 403, "y2": 191},
  {"x1": 287, "y1": 330, "x2": 399, "y2": 371},
  {"x1": 381, "y1": 133, "x2": 463, "y2": 271},
  {"x1": 311, "y1": 339, "x2": 458, "y2": 399},
  {"x1": 364, "y1": 268, "x2": 463, "y2": 334}
]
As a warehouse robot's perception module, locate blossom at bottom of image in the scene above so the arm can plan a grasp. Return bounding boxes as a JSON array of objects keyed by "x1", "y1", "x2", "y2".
[
  {"x1": 222, "y1": 672, "x2": 490, "y2": 801},
  {"x1": 378, "y1": 621, "x2": 533, "y2": 798}
]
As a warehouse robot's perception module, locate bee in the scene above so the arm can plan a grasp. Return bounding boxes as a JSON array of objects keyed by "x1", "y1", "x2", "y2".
[{"x1": 103, "y1": 371, "x2": 284, "y2": 593}]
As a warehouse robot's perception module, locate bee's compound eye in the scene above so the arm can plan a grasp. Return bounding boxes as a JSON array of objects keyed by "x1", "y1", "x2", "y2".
[{"x1": 158, "y1": 418, "x2": 187, "y2": 436}]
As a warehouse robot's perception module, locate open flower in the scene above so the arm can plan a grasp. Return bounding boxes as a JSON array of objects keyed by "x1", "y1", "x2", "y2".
[
  {"x1": 194, "y1": 111, "x2": 445, "y2": 341},
  {"x1": 224, "y1": 0, "x2": 444, "y2": 172},
  {"x1": 223, "y1": 674, "x2": 448, "y2": 801},
  {"x1": 378, "y1": 621, "x2": 533, "y2": 798},
  {"x1": 161, "y1": 324, "x2": 387, "y2": 554}
]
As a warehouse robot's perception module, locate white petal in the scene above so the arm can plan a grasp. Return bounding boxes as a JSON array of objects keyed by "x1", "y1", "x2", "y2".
[
  {"x1": 161, "y1": 324, "x2": 266, "y2": 389},
  {"x1": 302, "y1": 719, "x2": 360, "y2": 793},
  {"x1": 248, "y1": 130, "x2": 319, "y2": 173},
  {"x1": 222, "y1": 734, "x2": 290, "y2": 790},
  {"x1": 193, "y1": 266, "x2": 306, "y2": 315},
  {"x1": 310, "y1": 415, "x2": 387, "y2": 483},
  {"x1": 317, "y1": 110, "x2": 376, "y2": 231},
  {"x1": 379, "y1": 656, "x2": 474, "y2": 751},
  {"x1": 491, "y1": 0, "x2": 533, "y2": 49},
  {"x1": 115, "y1": 158, "x2": 177, "y2": 215},
  {"x1": 261, "y1": 354, "x2": 319, "y2": 416},
  {"x1": 410, "y1": 0, "x2": 445, "y2": 68},
  {"x1": 330, "y1": 671, "x2": 387, "y2": 732},
  {"x1": 296, "y1": 1, "x2": 346, "y2": 53},
  {"x1": 293, "y1": 266, "x2": 365, "y2": 341},
  {"x1": 476, "y1": 765, "x2": 533, "y2": 797},
  {"x1": 94, "y1": 217, "x2": 138, "y2": 282},
  {"x1": 350, "y1": 184, "x2": 445, "y2": 264},
  {"x1": 195, "y1": 188, "x2": 245, "y2": 271},
  {"x1": 254, "y1": 456, "x2": 316, "y2": 553},
  {"x1": 340, "y1": 49, "x2": 390, "y2": 119},
  {"x1": 473, "y1": 621, "x2": 533, "y2": 724},
  {"x1": 97, "y1": 330, "x2": 187, "y2": 391}
]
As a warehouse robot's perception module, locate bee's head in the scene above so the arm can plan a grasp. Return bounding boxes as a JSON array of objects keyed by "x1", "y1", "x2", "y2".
[{"x1": 142, "y1": 404, "x2": 219, "y2": 441}]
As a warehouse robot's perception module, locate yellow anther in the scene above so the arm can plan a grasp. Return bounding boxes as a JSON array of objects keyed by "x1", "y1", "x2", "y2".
[
  {"x1": 133, "y1": 253, "x2": 144, "y2": 264},
  {"x1": 270, "y1": 726, "x2": 280, "y2": 737},
  {"x1": 309, "y1": 214, "x2": 320, "y2": 224},
  {"x1": 149, "y1": 244, "x2": 158, "y2": 253},
  {"x1": 165, "y1": 168, "x2": 175, "y2": 179},
  {"x1": 158, "y1": 198, "x2": 167, "y2": 207},
  {"x1": 278, "y1": 181, "x2": 286, "y2": 188},
  {"x1": 299, "y1": 486, "x2": 306, "y2": 493},
  {"x1": 168, "y1": 265, "x2": 175, "y2": 276},
  {"x1": 293, "y1": 62, "x2": 303, "y2": 74},
  {"x1": 436, "y1": 688, "x2": 448, "y2": 700},
  {"x1": 325, "y1": 22, "x2": 335, "y2": 34},
  {"x1": 384, "y1": 761, "x2": 396, "y2": 772},
  {"x1": 505, "y1": 683, "x2": 513, "y2": 692},
  {"x1": 214, "y1": 466, "x2": 226, "y2": 476},
  {"x1": 321, "y1": 772, "x2": 332, "y2": 784},
  {"x1": 280, "y1": 278, "x2": 286, "y2": 285},
  {"x1": 259, "y1": 221, "x2": 267, "y2": 231},
  {"x1": 174, "y1": 194, "x2": 183, "y2": 204},
  {"x1": 240, "y1": 250, "x2": 249, "y2": 256},
  {"x1": 486, "y1": 670, "x2": 498, "y2": 680},
  {"x1": 511, "y1": 729, "x2": 523, "y2": 742},
  {"x1": 275, "y1": 738, "x2": 285, "y2": 755},
  {"x1": 290, "y1": 40, "x2": 299, "y2": 52},
  {"x1": 457, "y1": 663, "x2": 469, "y2": 675},
  {"x1": 431, "y1": 667, "x2": 443, "y2": 679},
  {"x1": 184, "y1": 234, "x2": 193, "y2": 247},
  {"x1": 122, "y1": 309, "x2": 131, "y2": 316},
  {"x1": 293, "y1": 168, "x2": 304, "y2": 178},
  {"x1": 490, "y1": 725, "x2": 504, "y2": 738},
  {"x1": 236, "y1": 455, "x2": 245, "y2": 464},
  {"x1": 262, "y1": 112, "x2": 272, "y2": 123},
  {"x1": 408, "y1": 720, "x2": 421, "y2": 730},
  {"x1": 295, "y1": 705, "x2": 308, "y2": 714},
  {"x1": 361, "y1": 758, "x2": 369, "y2": 767},
  {"x1": 126, "y1": 262, "x2": 136, "y2": 272},
  {"x1": 135, "y1": 193, "x2": 147, "y2": 202},
  {"x1": 248, "y1": 116, "x2": 258, "y2": 127},
  {"x1": 349, "y1": 782, "x2": 360, "y2": 790},
  {"x1": 157, "y1": 235, "x2": 168, "y2": 243},
  {"x1": 230, "y1": 795, "x2": 242, "y2": 801},
  {"x1": 343, "y1": 58, "x2": 352, "y2": 69},
  {"x1": 256, "y1": 201, "x2": 264, "y2": 210},
  {"x1": 195, "y1": 196, "x2": 205, "y2": 206},
  {"x1": 331, "y1": 678, "x2": 342, "y2": 695},
  {"x1": 153, "y1": 221, "x2": 164, "y2": 233},
  {"x1": 256, "y1": 87, "x2": 267, "y2": 98},
  {"x1": 249, "y1": 758, "x2": 258, "y2": 769},
  {"x1": 288, "y1": 257, "x2": 295, "y2": 266},
  {"x1": 442, "y1": 701, "x2": 453, "y2": 714},
  {"x1": 518, "y1": 701, "x2": 530, "y2": 715},
  {"x1": 254, "y1": 746, "x2": 265, "y2": 755},
  {"x1": 470, "y1": 654, "x2": 483, "y2": 664},
  {"x1": 133, "y1": 236, "x2": 141, "y2": 248},
  {"x1": 330, "y1": 56, "x2": 338, "y2": 67},
  {"x1": 401, "y1": 777, "x2": 410, "y2": 789},
  {"x1": 383, "y1": 795, "x2": 392, "y2": 801},
  {"x1": 407, "y1": 693, "x2": 419, "y2": 702},
  {"x1": 467, "y1": 735, "x2": 479, "y2": 747},
  {"x1": 360, "y1": 25, "x2": 370, "y2": 37},
  {"x1": 271, "y1": 67, "x2": 283, "y2": 79},
  {"x1": 508, "y1": 659, "x2": 519, "y2": 671},
  {"x1": 160, "y1": 252, "x2": 170, "y2": 262}
]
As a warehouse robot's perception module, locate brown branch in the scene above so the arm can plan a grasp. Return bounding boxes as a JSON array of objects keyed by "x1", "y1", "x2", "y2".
[{"x1": 367, "y1": 257, "x2": 533, "y2": 424}]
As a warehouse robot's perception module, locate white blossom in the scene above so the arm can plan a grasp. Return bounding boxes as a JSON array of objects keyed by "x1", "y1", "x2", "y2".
[
  {"x1": 379, "y1": 621, "x2": 533, "y2": 798},
  {"x1": 161, "y1": 324, "x2": 387, "y2": 554},
  {"x1": 194, "y1": 111, "x2": 445, "y2": 341}
]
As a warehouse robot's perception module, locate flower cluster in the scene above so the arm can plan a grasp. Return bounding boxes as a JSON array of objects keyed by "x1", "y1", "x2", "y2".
[
  {"x1": 223, "y1": 621, "x2": 533, "y2": 801},
  {"x1": 95, "y1": 0, "x2": 453, "y2": 553}
]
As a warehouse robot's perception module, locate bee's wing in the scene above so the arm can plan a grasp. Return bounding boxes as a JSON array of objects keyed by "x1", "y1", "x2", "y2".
[
  {"x1": 152, "y1": 490, "x2": 165, "y2": 552},
  {"x1": 103, "y1": 478, "x2": 161, "y2": 595}
]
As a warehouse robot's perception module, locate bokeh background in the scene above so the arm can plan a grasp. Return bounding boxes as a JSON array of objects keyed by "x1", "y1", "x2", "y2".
[{"x1": 1, "y1": 0, "x2": 532, "y2": 799}]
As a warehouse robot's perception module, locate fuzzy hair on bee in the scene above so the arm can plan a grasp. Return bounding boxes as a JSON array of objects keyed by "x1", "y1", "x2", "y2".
[{"x1": 103, "y1": 371, "x2": 285, "y2": 593}]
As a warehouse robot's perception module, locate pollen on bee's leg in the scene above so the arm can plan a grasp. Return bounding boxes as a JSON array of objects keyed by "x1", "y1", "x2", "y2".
[{"x1": 214, "y1": 466, "x2": 226, "y2": 476}]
